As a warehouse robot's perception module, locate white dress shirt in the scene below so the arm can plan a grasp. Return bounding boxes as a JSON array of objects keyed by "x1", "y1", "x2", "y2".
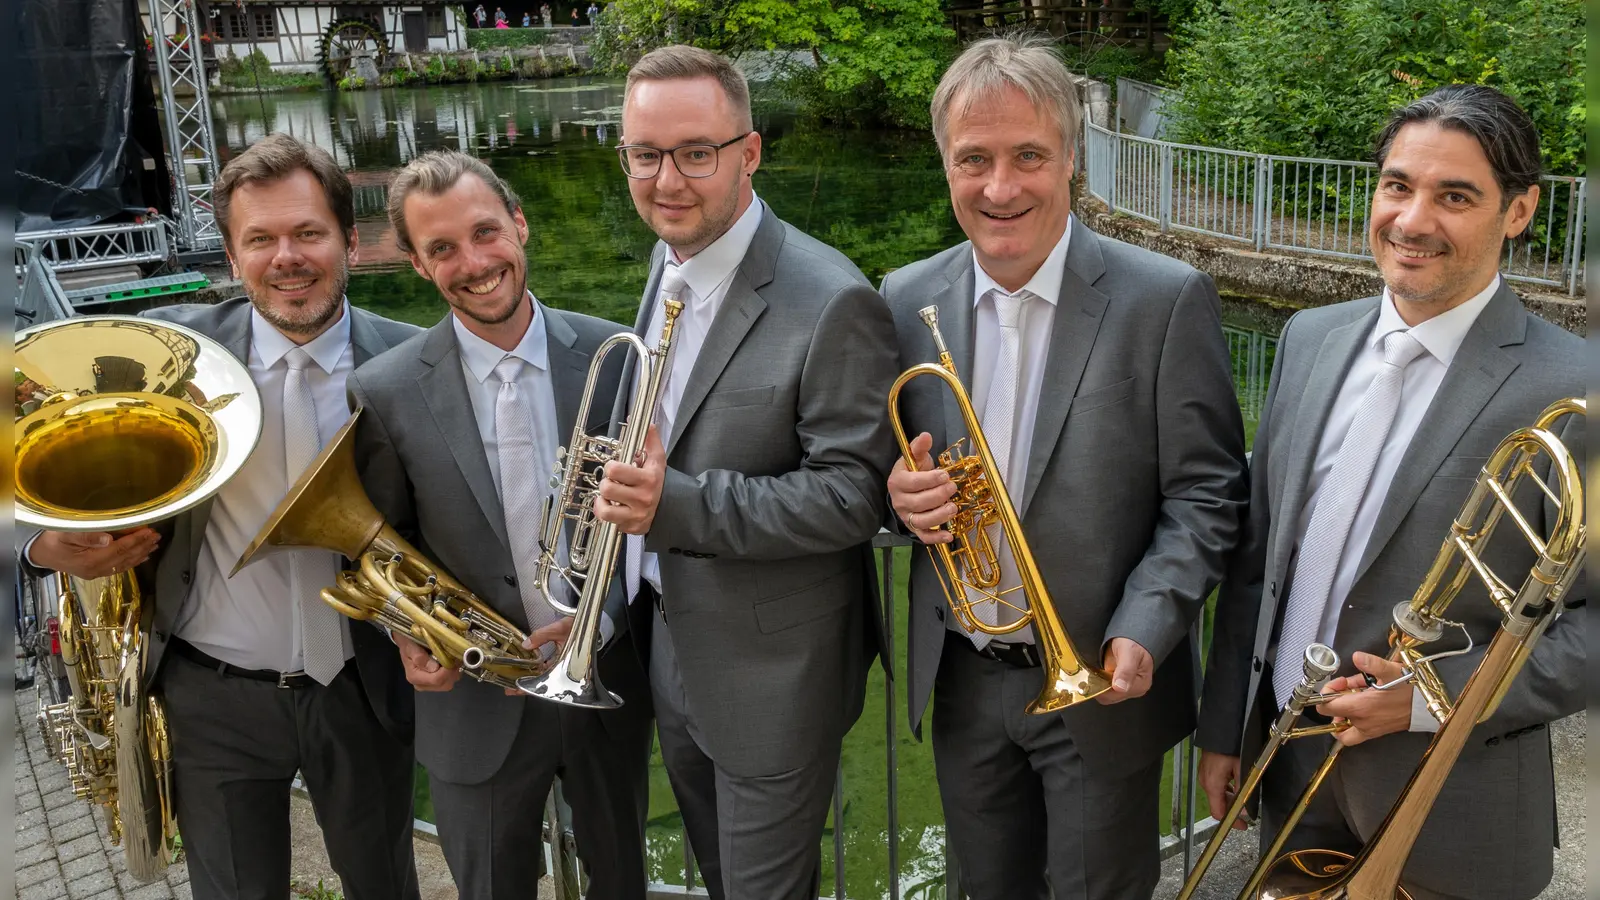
[
  {"x1": 1294, "y1": 275, "x2": 1500, "y2": 730},
  {"x1": 947, "y1": 217, "x2": 1073, "y2": 644},
  {"x1": 180, "y1": 303, "x2": 355, "y2": 673},
  {"x1": 631, "y1": 195, "x2": 765, "y2": 596},
  {"x1": 452, "y1": 295, "x2": 561, "y2": 503}
]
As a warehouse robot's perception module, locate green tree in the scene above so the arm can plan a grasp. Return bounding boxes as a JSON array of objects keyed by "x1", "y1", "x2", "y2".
[
  {"x1": 590, "y1": 0, "x2": 956, "y2": 128},
  {"x1": 1163, "y1": 0, "x2": 1584, "y2": 174}
]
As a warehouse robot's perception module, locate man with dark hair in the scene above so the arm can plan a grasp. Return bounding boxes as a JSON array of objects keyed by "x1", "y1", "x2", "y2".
[
  {"x1": 22, "y1": 132, "x2": 422, "y2": 900},
  {"x1": 350, "y1": 149, "x2": 652, "y2": 900},
  {"x1": 1197, "y1": 84, "x2": 1583, "y2": 900},
  {"x1": 594, "y1": 44, "x2": 898, "y2": 900}
]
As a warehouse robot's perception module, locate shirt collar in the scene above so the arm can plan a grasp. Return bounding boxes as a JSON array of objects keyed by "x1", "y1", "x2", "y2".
[
  {"x1": 1374, "y1": 274, "x2": 1499, "y2": 367},
  {"x1": 251, "y1": 299, "x2": 352, "y2": 373},
  {"x1": 452, "y1": 291, "x2": 550, "y2": 383},
  {"x1": 972, "y1": 214, "x2": 1073, "y2": 308},
  {"x1": 673, "y1": 194, "x2": 765, "y2": 303}
]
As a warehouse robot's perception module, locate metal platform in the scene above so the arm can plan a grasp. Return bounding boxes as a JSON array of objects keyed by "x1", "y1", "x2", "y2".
[{"x1": 61, "y1": 271, "x2": 209, "y2": 307}]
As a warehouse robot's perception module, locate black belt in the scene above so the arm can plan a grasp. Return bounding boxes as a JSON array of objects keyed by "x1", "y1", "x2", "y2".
[
  {"x1": 947, "y1": 630, "x2": 1041, "y2": 668},
  {"x1": 170, "y1": 638, "x2": 319, "y2": 689}
]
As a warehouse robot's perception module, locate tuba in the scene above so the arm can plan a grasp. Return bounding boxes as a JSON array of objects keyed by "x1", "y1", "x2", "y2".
[
  {"x1": 518, "y1": 290, "x2": 685, "y2": 707},
  {"x1": 15, "y1": 315, "x2": 263, "y2": 881},
  {"x1": 887, "y1": 306, "x2": 1113, "y2": 713},
  {"x1": 233, "y1": 409, "x2": 547, "y2": 689},
  {"x1": 1235, "y1": 397, "x2": 1585, "y2": 900}
]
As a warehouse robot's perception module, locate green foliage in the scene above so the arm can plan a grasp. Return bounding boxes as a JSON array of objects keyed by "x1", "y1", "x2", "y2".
[
  {"x1": 466, "y1": 27, "x2": 555, "y2": 50},
  {"x1": 337, "y1": 74, "x2": 368, "y2": 91},
  {"x1": 291, "y1": 880, "x2": 343, "y2": 900},
  {"x1": 217, "y1": 49, "x2": 323, "y2": 91},
  {"x1": 1164, "y1": 0, "x2": 1585, "y2": 174},
  {"x1": 590, "y1": 0, "x2": 956, "y2": 129}
]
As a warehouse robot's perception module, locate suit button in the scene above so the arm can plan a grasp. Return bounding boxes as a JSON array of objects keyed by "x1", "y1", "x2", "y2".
[
  {"x1": 1485, "y1": 737, "x2": 1501, "y2": 746},
  {"x1": 1252, "y1": 656, "x2": 1263, "y2": 672},
  {"x1": 935, "y1": 607, "x2": 945, "y2": 622},
  {"x1": 1270, "y1": 581, "x2": 1277, "y2": 596},
  {"x1": 154, "y1": 630, "x2": 167, "y2": 640},
  {"x1": 180, "y1": 571, "x2": 192, "y2": 585},
  {"x1": 504, "y1": 575, "x2": 517, "y2": 587}
]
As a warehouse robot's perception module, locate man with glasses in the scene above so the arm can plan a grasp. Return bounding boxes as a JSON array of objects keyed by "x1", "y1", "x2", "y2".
[{"x1": 590, "y1": 45, "x2": 900, "y2": 900}]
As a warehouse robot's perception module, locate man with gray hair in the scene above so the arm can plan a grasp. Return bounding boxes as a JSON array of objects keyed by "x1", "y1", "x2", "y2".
[
  {"x1": 1197, "y1": 84, "x2": 1583, "y2": 900},
  {"x1": 885, "y1": 33, "x2": 1248, "y2": 898},
  {"x1": 591, "y1": 44, "x2": 899, "y2": 900},
  {"x1": 348, "y1": 149, "x2": 652, "y2": 899}
]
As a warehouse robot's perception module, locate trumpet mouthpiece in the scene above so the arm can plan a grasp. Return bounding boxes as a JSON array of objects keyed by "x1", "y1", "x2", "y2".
[
  {"x1": 1302, "y1": 643, "x2": 1338, "y2": 682},
  {"x1": 918, "y1": 306, "x2": 939, "y2": 328}
]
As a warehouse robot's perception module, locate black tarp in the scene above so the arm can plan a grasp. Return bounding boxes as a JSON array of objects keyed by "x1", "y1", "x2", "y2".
[{"x1": 17, "y1": 0, "x2": 172, "y2": 232}]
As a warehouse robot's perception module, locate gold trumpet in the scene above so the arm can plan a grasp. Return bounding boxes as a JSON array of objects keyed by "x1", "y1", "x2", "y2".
[
  {"x1": 887, "y1": 305, "x2": 1113, "y2": 713},
  {"x1": 1238, "y1": 398, "x2": 1585, "y2": 900},
  {"x1": 520, "y1": 296, "x2": 685, "y2": 707},
  {"x1": 16, "y1": 315, "x2": 263, "y2": 882},
  {"x1": 234, "y1": 409, "x2": 547, "y2": 690}
]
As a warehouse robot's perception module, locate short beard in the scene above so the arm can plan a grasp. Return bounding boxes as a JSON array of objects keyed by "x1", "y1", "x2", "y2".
[
  {"x1": 446, "y1": 269, "x2": 527, "y2": 326},
  {"x1": 248, "y1": 263, "x2": 350, "y2": 339},
  {"x1": 656, "y1": 185, "x2": 740, "y2": 256}
]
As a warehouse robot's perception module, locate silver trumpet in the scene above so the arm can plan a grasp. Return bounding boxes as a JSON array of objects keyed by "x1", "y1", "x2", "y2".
[{"x1": 519, "y1": 277, "x2": 686, "y2": 708}]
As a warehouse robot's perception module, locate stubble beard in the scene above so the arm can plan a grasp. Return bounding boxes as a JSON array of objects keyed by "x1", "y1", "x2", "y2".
[
  {"x1": 447, "y1": 266, "x2": 528, "y2": 326},
  {"x1": 248, "y1": 262, "x2": 350, "y2": 339}
]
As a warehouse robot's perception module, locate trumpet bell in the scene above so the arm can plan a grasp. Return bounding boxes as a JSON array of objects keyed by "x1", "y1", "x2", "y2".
[
  {"x1": 1028, "y1": 664, "x2": 1114, "y2": 714},
  {"x1": 516, "y1": 665, "x2": 622, "y2": 710}
]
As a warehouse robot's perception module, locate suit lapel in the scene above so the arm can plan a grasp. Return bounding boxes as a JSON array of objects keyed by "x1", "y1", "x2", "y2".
[
  {"x1": 348, "y1": 307, "x2": 390, "y2": 366},
  {"x1": 1019, "y1": 220, "x2": 1111, "y2": 518},
  {"x1": 541, "y1": 305, "x2": 591, "y2": 438},
  {"x1": 186, "y1": 300, "x2": 255, "y2": 542},
  {"x1": 613, "y1": 246, "x2": 665, "y2": 427},
  {"x1": 1350, "y1": 286, "x2": 1525, "y2": 584},
  {"x1": 664, "y1": 212, "x2": 781, "y2": 458},
  {"x1": 414, "y1": 319, "x2": 511, "y2": 551},
  {"x1": 932, "y1": 254, "x2": 976, "y2": 456},
  {"x1": 1268, "y1": 307, "x2": 1376, "y2": 576}
]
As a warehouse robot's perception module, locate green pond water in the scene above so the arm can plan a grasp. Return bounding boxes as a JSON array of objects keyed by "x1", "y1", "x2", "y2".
[{"x1": 213, "y1": 78, "x2": 1281, "y2": 899}]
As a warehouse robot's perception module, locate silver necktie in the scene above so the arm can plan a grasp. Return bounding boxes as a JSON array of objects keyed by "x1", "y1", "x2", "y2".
[
  {"x1": 1273, "y1": 330, "x2": 1427, "y2": 707},
  {"x1": 494, "y1": 356, "x2": 562, "y2": 633},
  {"x1": 283, "y1": 348, "x2": 347, "y2": 685},
  {"x1": 968, "y1": 290, "x2": 1025, "y2": 645}
]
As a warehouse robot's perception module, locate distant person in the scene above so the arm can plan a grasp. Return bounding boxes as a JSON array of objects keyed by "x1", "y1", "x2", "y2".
[
  {"x1": 522, "y1": 11, "x2": 531, "y2": 26},
  {"x1": 494, "y1": 6, "x2": 507, "y2": 25},
  {"x1": 473, "y1": 3, "x2": 486, "y2": 26},
  {"x1": 569, "y1": 7, "x2": 579, "y2": 25},
  {"x1": 541, "y1": 2, "x2": 552, "y2": 26},
  {"x1": 587, "y1": 2, "x2": 599, "y2": 24}
]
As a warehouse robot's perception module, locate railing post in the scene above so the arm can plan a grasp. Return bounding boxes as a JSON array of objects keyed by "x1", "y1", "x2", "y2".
[
  {"x1": 1107, "y1": 128, "x2": 1120, "y2": 214},
  {"x1": 1253, "y1": 155, "x2": 1267, "y2": 251},
  {"x1": 881, "y1": 544, "x2": 901, "y2": 900},
  {"x1": 1159, "y1": 142, "x2": 1174, "y2": 232},
  {"x1": 1569, "y1": 178, "x2": 1586, "y2": 298}
]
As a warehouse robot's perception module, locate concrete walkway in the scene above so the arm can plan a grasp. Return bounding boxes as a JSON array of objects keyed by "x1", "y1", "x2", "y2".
[{"x1": 15, "y1": 682, "x2": 1583, "y2": 900}]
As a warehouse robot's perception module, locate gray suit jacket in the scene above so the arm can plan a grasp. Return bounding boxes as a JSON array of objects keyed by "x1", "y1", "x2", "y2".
[
  {"x1": 882, "y1": 218, "x2": 1249, "y2": 779},
  {"x1": 627, "y1": 207, "x2": 899, "y2": 778},
  {"x1": 1197, "y1": 283, "x2": 1584, "y2": 899},
  {"x1": 347, "y1": 302, "x2": 649, "y2": 786},
  {"x1": 19, "y1": 297, "x2": 422, "y2": 737}
]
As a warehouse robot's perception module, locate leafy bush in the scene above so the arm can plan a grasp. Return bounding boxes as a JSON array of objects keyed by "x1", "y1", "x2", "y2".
[
  {"x1": 217, "y1": 48, "x2": 323, "y2": 91},
  {"x1": 1163, "y1": 0, "x2": 1584, "y2": 174},
  {"x1": 590, "y1": 0, "x2": 956, "y2": 129},
  {"x1": 466, "y1": 28, "x2": 555, "y2": 50}
]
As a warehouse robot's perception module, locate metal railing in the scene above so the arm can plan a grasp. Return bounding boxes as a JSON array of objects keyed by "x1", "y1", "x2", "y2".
[
  {"x1": 1085, "y1": 121, "x2": 1588, "y2": 296},
  {"x1": 13, "y1": 221, "x2": 172, "y2": 274}
]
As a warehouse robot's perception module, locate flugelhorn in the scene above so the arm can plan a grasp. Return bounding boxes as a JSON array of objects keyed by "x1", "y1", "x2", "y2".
[
  {"x1": 519, "y1": 286, "x2": 685, "y2": 707},
  {"x1": 1240, "y1": 397, "x2": 1584, "y2": 900},
  {"x1": 16, "y1": 315, "x2": 263, "y2": 881},
  {"x1": 887, "y1": 305, "x2": 1113, "y2": 713},
  {"x1": 234, "y1": 409, "x2": 547, "y2": 690}
]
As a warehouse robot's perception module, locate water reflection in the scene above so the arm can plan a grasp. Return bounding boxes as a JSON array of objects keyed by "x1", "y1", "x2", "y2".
[{"x1": 215, "y1": 81, "x2": 1281, "y2": 900}]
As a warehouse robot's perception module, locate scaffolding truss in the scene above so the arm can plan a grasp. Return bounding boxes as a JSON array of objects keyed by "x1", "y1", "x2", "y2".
[{"x1": 151, "y1": 0, "x2": 223, "y2": 251}]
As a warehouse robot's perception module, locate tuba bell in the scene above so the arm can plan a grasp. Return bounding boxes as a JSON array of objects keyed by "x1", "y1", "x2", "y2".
[
  {"x1": 15, "y1": 315, "x2": 264, "y2": 882},
  {"x1": 1232, "y1": 397, "x2": 1584, "y2": 900},
  {"x1": 887, "y1": 305, "x2": 1113, "y2": 713},
  {"x1": 233, "y1": 408, "x2": 549, "y2": 689},
  {"x1": 517, "y1": 295, "x2": 685, "y2": 707}
]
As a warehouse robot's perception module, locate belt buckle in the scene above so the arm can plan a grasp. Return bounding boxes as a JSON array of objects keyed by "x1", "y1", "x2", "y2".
[{"x1": 278, "y1": 670, "x2": 306, "y2": 689}]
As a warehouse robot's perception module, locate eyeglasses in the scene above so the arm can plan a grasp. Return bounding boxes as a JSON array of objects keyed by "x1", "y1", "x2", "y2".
[{"x1": 616, "y1": 133, "x2": 751, "y2": 180}]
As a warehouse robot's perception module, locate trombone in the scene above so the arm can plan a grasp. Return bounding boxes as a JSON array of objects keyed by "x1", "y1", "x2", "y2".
[
  {"x1": 518, "y1": 294, "x2": 685, "y2": 708},
  {"x1": 887, "y1": 305, "x2": 1113, "y2": 713}
]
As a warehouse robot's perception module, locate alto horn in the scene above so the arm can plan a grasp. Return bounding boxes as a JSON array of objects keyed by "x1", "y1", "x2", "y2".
[
  {"x1": 518, "y1": 292, "x2": 685, "y2": 707},
  {"x1": 887, "y1": 305, "x2": 1113, "y2": 713},
  {"x1": 234, "y1": 409, "x2": 547, "y2": 689},
  {"x1": 16, "y1": 315, "x2": 264, "y2": 881},
  {"x1": 1240, "y1": 397, "x2": 1584, "y2": 900}
]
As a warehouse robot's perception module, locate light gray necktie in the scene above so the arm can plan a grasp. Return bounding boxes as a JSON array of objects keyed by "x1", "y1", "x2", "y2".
[
  {"x1": 1273, "y1": 330, "x2": 1428, "y2": 707},
  {"x1": 283, "y1": 348, "x2": 347, "y2": 685},
  {"x1": 625, "y1": 263, "x2": 688, "y2": 602},
  {"x1": 494, "y1": 356, "x2": 561, "y2": 633},
  {"x1": 967, "y1": 289, "x2": 1025, "y2": 645}
]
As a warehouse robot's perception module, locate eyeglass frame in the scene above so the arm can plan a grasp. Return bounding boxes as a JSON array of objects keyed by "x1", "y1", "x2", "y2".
[{"x1": 615, "y1": 133, "x2": 753, "y2": 180}]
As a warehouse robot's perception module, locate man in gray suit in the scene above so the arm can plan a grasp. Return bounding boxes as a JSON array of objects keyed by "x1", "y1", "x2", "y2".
[
  {"x1": 347, "y1": 150, "x2": 652, "y2": 900},
  {"x1": 24, "y1": 134, "x2": 421, "y2": 900},
  {"x1": 884, "y1": 35, "x2": 1248, "y2": 900},
  {"x1": 1196, "y1": 85, "x2": 1584, "y2": 900},
  {"x1": 590, "y1": 45, "x2": 899, "y2": 899}
]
